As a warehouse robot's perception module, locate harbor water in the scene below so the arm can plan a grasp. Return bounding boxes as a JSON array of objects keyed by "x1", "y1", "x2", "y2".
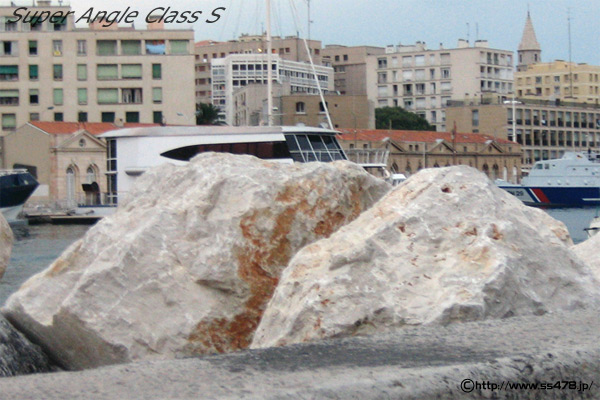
[{"x1": 0, "y1": 208, "x2": 597, "y2": 306}]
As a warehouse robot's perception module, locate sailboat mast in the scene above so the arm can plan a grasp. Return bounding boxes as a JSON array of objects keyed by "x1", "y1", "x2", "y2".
[{"x1": 266, "y1": 0, "x2": 274, "y2": 126}]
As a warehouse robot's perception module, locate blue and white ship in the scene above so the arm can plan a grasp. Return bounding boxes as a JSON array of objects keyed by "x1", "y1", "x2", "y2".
[{"x1": 497, "y1": 152, "x2": 600, "y2": 207}]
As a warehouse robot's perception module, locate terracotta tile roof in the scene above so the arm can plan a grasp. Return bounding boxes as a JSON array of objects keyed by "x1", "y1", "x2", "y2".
[
  {"x1": 336, "y1": 128, "x2": 516, "y2": 145},
  {"x1": 29, "y1": 121, "x2": 158, "y2": 135}
]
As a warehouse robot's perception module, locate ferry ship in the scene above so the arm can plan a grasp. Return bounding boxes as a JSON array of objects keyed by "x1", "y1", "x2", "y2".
[
  {"x1": 0, "y1": 169, "x2": 38, "y2": 223},
  {"x1": 497, "y1": 152, "x2": 600, "y2": 207}
]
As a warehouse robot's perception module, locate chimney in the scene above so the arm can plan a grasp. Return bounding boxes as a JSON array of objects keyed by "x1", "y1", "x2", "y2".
[{"x1": 147, "y1": 15, "x2": 164, "y2": 30}]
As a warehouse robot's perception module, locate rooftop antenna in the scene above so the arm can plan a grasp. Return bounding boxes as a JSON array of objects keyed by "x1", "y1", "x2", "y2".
[
  {"x1": 466, "y1": 22, "x2": 470, "y2": 44},
  {"x1": 307, "y1": 0, "x2": 311, "y2": 41},
  {"x1": 568, "y1": 8, "x2": 573, "y2": 98}
]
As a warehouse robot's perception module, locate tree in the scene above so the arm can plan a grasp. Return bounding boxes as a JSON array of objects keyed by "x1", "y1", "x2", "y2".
[
  {"x1": 375, "y1": 107, "x2": 434, "y2": 131},
  {"x1": 196, "y1": 103, "x2": 222, "y2": 125}
]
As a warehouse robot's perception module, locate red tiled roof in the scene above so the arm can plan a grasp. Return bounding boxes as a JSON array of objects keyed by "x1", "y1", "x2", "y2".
[
  {"x1": 336, "y1": 128, "x2": 516, "y2": 145},
  {"x1": 29, "y1": 121, "x2": 158, "y2": 135}
]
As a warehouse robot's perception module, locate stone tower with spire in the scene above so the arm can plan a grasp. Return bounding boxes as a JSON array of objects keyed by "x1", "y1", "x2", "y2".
[{"x1": 517, "y1": 11, "x2": 542, "y2": 71}]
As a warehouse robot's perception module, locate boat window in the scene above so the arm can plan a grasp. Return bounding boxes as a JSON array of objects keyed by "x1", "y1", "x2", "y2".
[
  {"x1": 544, "y1": 164, "x2": 549, "y2": 169},
  {"x1": 160, "y1": 141, "x2": 292, "y2": 161},
  {"x1": 535, "y1": 164, "x2": 543, "y2": 169}
]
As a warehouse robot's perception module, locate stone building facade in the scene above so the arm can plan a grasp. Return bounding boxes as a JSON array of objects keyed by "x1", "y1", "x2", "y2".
[{"x1": 337, "y1": 128, "x2": 522, "y2": 183}]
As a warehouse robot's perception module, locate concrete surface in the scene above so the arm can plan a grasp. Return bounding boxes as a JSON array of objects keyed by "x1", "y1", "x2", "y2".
[{"x1": 0, "y1": 309, "x2": 598, "y2": 399}]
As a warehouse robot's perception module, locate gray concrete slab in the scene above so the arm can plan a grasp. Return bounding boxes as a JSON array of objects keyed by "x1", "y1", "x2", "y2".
[{"x1": 0, "y1": 309, "x2": 599, "y2": 399}]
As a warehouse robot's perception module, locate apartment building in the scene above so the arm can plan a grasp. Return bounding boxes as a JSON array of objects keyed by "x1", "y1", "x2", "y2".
[
  {"x1": 195, "y1": 34, "x2": 323, "y2": 105},
  {"x1": 321, "y1": 45, "x2": 385, "y2": 95},
  {"x1": 212, "y1": 53, "x2": 333, "y2": 126},
  {"x1": 446, "y1": 98, "x2": 600, "y2": 169},
  {"x1": 367, "y1": 40, "x2": 514, "y2": 132},
  {"x1": 0, "y1": 1, "x2": 195, "y2": 136}
]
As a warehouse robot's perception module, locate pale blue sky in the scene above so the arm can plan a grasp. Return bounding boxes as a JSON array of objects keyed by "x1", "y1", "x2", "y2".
[{"x1": 15, "y1": 0, "x2": 598, "y2": 64}]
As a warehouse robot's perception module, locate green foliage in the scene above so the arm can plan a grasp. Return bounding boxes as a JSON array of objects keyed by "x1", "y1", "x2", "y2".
[
  {"x1": 196, "y1": 103, "x2": 222, "y2": 125},
  {"x1": 375, "y1": 107, "x2": 434, "y2": 131}
]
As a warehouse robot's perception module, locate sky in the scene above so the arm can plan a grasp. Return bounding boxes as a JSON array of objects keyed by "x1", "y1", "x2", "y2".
[{"x1": 8, "y1": 0, "x2": 599, "y2": 64}]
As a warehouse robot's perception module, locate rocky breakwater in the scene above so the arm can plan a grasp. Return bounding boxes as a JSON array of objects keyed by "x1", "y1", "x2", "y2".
[
  {"x1": 572, "y1": 232, "x2": 600, "y2": 280},
  {"x1": 0, "y1": 212, "x2": 12, "y2": 278},
  {"x1": 252, "y1": 166, "x2": 600, "y2": 348},
  {"x1": 1, "y1": 153, "x2": 390, "y2": 370}
]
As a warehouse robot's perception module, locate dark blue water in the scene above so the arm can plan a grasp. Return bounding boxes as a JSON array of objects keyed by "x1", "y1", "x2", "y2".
[{"x1": 0, "y1": 224, "x2": 90, "y2": 306}]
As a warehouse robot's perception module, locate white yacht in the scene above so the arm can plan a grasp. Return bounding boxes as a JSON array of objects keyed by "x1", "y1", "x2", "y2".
[{"x1": 99, "y1": 125, "x2": 347, "y2": 205}]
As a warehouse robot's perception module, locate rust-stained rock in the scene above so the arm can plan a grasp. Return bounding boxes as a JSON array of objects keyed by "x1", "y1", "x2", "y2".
[
  {"x1": 2, "y1": 153, "x2": 390, "y2": 370},
  {"x1": 251, "y1": 166, "x2": 600, "y2": 349}
]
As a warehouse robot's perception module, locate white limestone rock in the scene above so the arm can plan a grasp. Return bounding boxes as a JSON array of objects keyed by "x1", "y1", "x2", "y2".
[
  {"x1": 0, "y1": 213, "x2": 13, "y2": 279},
  {"x1": 572, "y1": 233, "x2": 600, "y2": 281},
  {"x1": 251, "y1": 166, "x2": 600, "y2": 349},
  {"x1": 1, "y1": 153, "x2": 390, "y2": 370}
]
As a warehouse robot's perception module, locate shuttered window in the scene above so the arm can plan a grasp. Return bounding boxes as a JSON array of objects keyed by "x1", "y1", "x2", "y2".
[
  {"x1": 78, "y1": 88, "x2": 87, "y2": 105},
  {"x1": 53, "y1": 89, "x2": 63, "y2": 105},
  {"x1": 121, "y1": 64, "x2": 142, "y2": 79},
  {"x1": 77, "y1": 64, "x2": 87, "y2": 80},
  {"x1": 152, "y1": 87, "x2": 162, "y2": 103},
  {"x1": 170, "y1": 40, "x2": 188, "y2": 54},
  {"x1": 121, "y1": 40, "x2": 141, "y2": 55},
  {"x1": 97, "y1": 40, "x2": 117, "y2": 56},
  {"x1": 152, "y1": 64, "x2": 161, "y2": 79},
  {"x1": 97, "y1": 64, "x2": 118, "y2": 80},
  {"x1": 97, "y1": 88, "x2": 118, "y2": 104}
]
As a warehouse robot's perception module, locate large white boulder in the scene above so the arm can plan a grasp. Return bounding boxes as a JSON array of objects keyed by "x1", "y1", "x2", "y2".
[
  {"x1": 0, "y1": 213, "x2": 13, "y2": 279},
  {"x1": 572, "y1": 233, "x2": 600, "y2": 280},
  {"x1": 2, "y1": 153, "x2": 390, "y2": 370},
  {"x1": 252, "y1": 166, "x2": 600, "y2": 348}
]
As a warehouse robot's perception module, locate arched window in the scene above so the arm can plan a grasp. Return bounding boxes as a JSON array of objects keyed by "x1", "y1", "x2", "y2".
[
  {"x1": 66, "y1": 166, "x2": 75, "y2": 207},
  {"x1": 482, "y1": 164, "x2": 489, "y2": 177},
  {"x1": 86, "y1": 166, "x2": 96, "y2": 184},
  {"x1": 492, "y1": 164, "x2": 499, "y2": 180},
  {"x1": 295, "y1": 101, "x2": 305, "y2": 113}
]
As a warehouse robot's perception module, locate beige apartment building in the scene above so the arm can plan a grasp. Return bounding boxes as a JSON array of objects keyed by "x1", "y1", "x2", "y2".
[
  {"x1": 337, "y1": 128, "x2": 522, "y2": 182},
  {"x1": 446, "y1": 98, "x2": 600, "y2": 169},
  {"x1": 367, "y1": 40, "x2": 514, "y2": 132},
  {"x1": 516, "y1": 61, "x2": 600, "y2": 104},
  {"x1": 322, "y1": 45, "x2": 385, "y2": 95},
  {"x1": 195, "y1": 34, "x2": 323, "y2": 105},
  {"x1": 0, "y1": 1, "x2": 195, "y2": 137},
  {"x1": 280, "y1": 94, "x2": 371, "y2": 129}
]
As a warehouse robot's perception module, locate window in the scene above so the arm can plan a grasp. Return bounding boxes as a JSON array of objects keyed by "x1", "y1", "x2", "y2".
[
  {"x1": 441, "y1": 68, "x2": 450, "y2": 78},
  {"x1": 343, "y1": 54, "x2": 348, "y2": 61},
  {"x1": 125, "y1": 112, "x2": 140, "y2": 123},
  {"x1": 29, "y1": 16, "x2": 42, "y2": 31},
  {"x1": 53, "y1": 18, "x2": 66, "y2": 31},
  {"x1": 78, "y1": 88, "x2": 87, "y2": 105},
  {"x1": 121, "y1": 64, "x2": 142, "y2": 79},
  {"x1": 97, "y1": 64, "x2": 118, "y2": 80},
  {"x1": 97, "y1": 40, "x2": 117, "y2": 56},
  {"x1": 319, "y1": 101, "x2": 329, "y2": 113},
  {"x1": 78, "y1": 112, "x2": 87, "y2": 122},
  {"x1": 122, "y1": 88, "x2": 142, "y2": 104},
  {"x1": 152, "y1": 64, "x2": 162, "y2": 79},
  {"x1": 101, "y1": 112, "x2": 115, "y2": 123},
  {"x1": 29, "y1": 89, "x2": 38, "y2": 105},
  {"x1": 5, "y1": 18, "x2": 16, "y2": 31},
  {"x1": 53, "y1": 89, "x2": 63, "y2": 105},
  {"x1": 0, "y1": 90, "x2": 19, "y2": 105},
  {"x1": 170, "y1": 40, "x2": 188, "y2": 54},
  {"x1": 1, "y1": 114, "x2": 16, "y2": 130},
  {"x1": 53, "y1": 40, "x2": 62, "y2": 56},
  {"x1": 334, "y1": 55, "x2": 339, "y2": 62},
  {"x1": 121, "y1": 40, "x2": 141, "y2": 55},
  {"x1": 415, "y1": 55, "x2": 425, "y2": 66},
  {"x1": 295, "y1": 101, "x2": 305, "y2": 113},
  {"x1": 146, "y1": 40, "x2": 166, "y2": 55},
  {"x1": 53, "y1": 64, "x2": 63, "y2": 80},
  {"x1": 0, "y1": 65, "x2": 18, "y2": 81},
  {"x1": 152, "y1": 87, "x2": 162, "y2": 103},
  {"x1": 1, "y1": 41, "x2": 17, "y2": 56},
  {"x1": 77, "y1": 64, "x2": 87, "y2": 80},
  {"x1": 472, "y1": 109, "x2": 479, "y2": 127},
  {"x1": 54, "y1": 112, "x2": 63, "y2": 122},
  {"x1": 77, "y1": 40, "x2": 87, "y2": 56},
  {"x1": 377, "y1": 58, "x2": 387, "y2": 69},
  {"x1": 30, "y1": 113, "x2": 39, "y2": 121},
  {"x1": 440, "y1": 53, "x2": 450, "y2": 64},
  {"x1": 153, "y1": 111, "x2": 163, "y2": 124},
  {"x1": 97, "y1": 89, "x2": 118, "y2": 104},
  {"x1": 28, "y1": 40, "x2": 37, "y2": 56}
]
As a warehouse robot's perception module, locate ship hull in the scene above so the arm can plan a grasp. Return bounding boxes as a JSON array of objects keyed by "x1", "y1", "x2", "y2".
[{"x1": 499, "y1": 185, "x2": 600, "y2": 207}]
